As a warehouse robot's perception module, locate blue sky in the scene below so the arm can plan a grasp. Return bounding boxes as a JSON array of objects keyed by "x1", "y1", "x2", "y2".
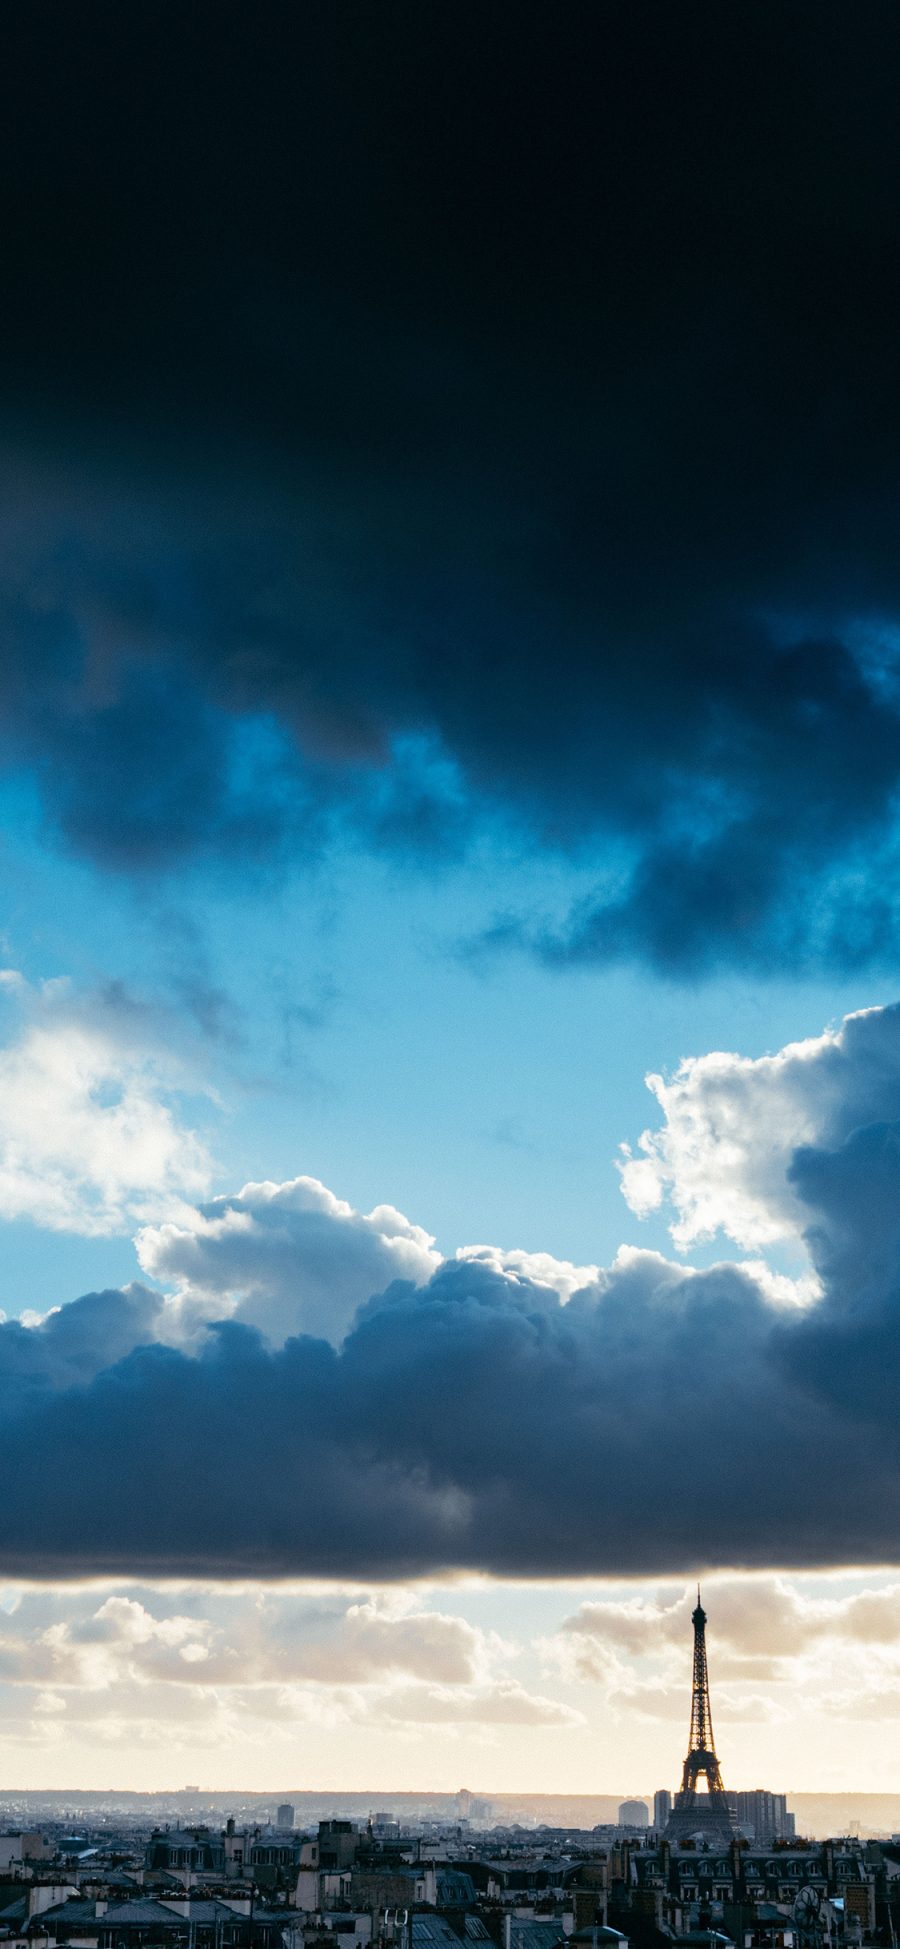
[
  {"x1": 0, "y1": 724, "x2": 892, "y2": 1437},
  {"x1": 1, "y1": 790, "x2": 895, "y2": 1309}
]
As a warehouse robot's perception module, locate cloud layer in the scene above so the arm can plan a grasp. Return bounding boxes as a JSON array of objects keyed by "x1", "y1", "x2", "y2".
[
  {"x1": 0, "y1": 1581, "x2": 580, "y2": 1778},
  {"x1": 4, "y1": 9, "x2": 900, "y2": 969},
  {"x1": 5, "y1": 1569, "x2": 900, "y2": 1789},
  {"x1": 0, "y1": 1001, "x2": 896, "y2": 1581}
]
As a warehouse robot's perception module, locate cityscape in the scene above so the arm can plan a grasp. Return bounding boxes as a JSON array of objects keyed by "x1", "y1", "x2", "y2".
[
  {"x1": 3, "y1": 16, "x2": 900, "y2": 1949},
  {"x1": 0, "y1": 1600, "x2": 893, "y2": 1949}
]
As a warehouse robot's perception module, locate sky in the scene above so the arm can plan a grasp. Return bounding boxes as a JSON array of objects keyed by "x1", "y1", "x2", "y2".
[{"x1": 3, "y1": 0, "x2": 900, "y2": 1793}]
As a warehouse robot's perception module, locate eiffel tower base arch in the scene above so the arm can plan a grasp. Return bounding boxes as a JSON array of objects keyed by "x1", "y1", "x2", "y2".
[{"x1": 665, "y1": 1787, "x2": 735, "y2": 1846}]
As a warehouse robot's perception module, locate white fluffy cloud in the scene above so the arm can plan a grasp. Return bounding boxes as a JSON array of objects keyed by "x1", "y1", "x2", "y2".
[
  {"x1": 0, "y1": 1581, "x2": 584, "y2": 1767},
  {"x1": 0, "y1": 974, "x2": 211, "y2": 1234},
  {"x1": 454, "y1": 1243, "x2": 598, "y2": 1301},
  {"x1": 138, "y1": 1175, "x2": 441, "y2": 1345},
  {"x1": 0, "y1": 1588, "x2": 489, "y2": 1691},
  {"x1": 618, "y1": 1001, "x2": 900, "y2": 1253},
  {"x1": 137, "y1": 1194, "x2": 598, "y2": 1349}
]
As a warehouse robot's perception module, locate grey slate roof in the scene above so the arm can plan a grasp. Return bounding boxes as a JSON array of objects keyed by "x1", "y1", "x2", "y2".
[
  {"x1": 411, "y1": 1920, "x2": 464, "y2": 1949},
  {"x1": 506, "y1": 1922, "x2": 567, "y2": 1949},
  {"x1": 97, "y1": 1903, "x2": 189, "y2": 1928},
  {"x1": 158, "y1": 1905, "x2": 243, "y2": 1925},
  {"x1": 38, "y1": 1904, "x2": 101, "y2": 1927}
]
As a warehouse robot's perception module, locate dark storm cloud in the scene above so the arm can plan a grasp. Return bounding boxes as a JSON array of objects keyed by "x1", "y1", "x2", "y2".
[
  {"x1": 0, "y1": 1286, "x2": 164, "y2": 1394},
  {"x1": 2, "y1": 1128, "x2": 900, "y2": 1580},
  {"x1": 4, "y1": 4, "x2": 900, "y2": 962}
]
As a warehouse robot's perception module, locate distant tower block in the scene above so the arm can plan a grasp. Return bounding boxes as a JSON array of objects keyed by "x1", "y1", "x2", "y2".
[
  {"x1": 276, "y1": 1803, "x2": 295, "y2": 1829},
  {"x1": 654, "y1": 1789, "x2": 672, "y2": 1832},
  {"x1": 665, "y1": 1590, "x2": 734, "y2": 1845},
  {"x1": 618, "y1": 1799, "x2": 649, "y2": 1827}
]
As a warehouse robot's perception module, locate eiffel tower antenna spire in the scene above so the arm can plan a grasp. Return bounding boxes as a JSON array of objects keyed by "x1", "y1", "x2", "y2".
[{"x1": 665, "y1": 1590, "x2": 734, "y2": 1844}]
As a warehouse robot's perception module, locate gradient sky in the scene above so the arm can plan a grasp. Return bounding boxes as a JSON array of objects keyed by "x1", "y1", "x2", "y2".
[{"x1": 2, "y1": 1, "x2": 900, "y2": 1791}]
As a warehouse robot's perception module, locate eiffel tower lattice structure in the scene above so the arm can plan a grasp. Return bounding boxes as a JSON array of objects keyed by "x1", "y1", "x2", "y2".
[{"x1": 665, "y1": 1589, "x2": 735, "y2": 1845}]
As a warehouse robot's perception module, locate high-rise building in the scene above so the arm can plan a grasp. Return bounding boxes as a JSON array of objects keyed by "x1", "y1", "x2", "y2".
[
  {"x1": 733, "y1": 1790, "x2": 791, "y2": 1842},
  {"x1": 276, "y1": 1803, "x2": 294, "y2": 1830},
  {"x1": 665, "y1": 1590, "x2": 734, "y2": 1845},
  {"x1": 653, "y1": 1789, "x2": 672, "y2": 1831},
  {"x1": 618, "y1": 1799, "x2": 649, "y2": 1828}
]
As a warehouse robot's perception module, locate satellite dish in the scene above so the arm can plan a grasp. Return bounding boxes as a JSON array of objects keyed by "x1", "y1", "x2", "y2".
[{"x1": 793, "y1": 1888, "x2": 822, "y2": 1931}]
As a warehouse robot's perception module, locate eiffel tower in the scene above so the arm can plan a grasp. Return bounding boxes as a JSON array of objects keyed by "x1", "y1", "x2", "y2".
[{"x1": 665, "y1": 1589, "x2": 735, "y2": 1845}]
